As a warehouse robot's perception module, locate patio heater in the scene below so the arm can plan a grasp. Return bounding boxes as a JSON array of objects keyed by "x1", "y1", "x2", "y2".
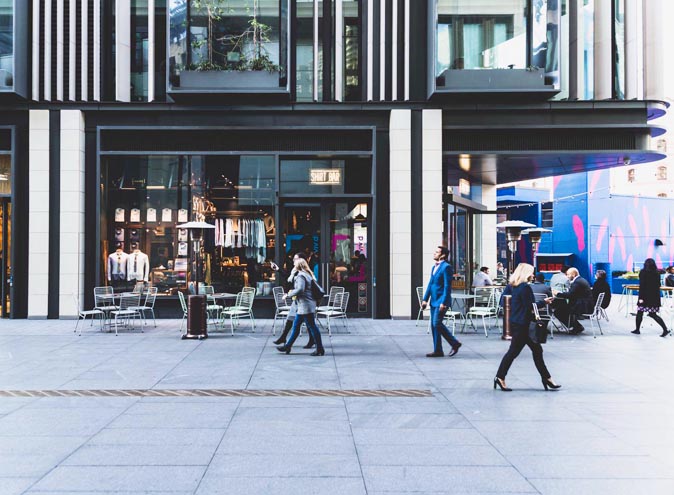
[
  {"x1": 522, "y1": 227, "x2": 552, "y2": 273},
  {"x1": 177, "y1": 221, "x2": 215, "y2": 340},
  {"x1": 496, "y1": 220, "x2": 535, "y2": 278}
]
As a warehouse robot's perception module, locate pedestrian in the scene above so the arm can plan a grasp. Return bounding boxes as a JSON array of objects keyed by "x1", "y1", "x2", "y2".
[
  {"x1": 494, "y1": 263, "x2": 561, "y2": 392},
  {"x1": 277, "y1": 258, "x2": 325, "y2": 356},
  {"x1": 421, "y1": 246, "x2": 462, "y2": 357},
  {"x1": 592, "y1": 269, "x2": 611, "y2": 309},
  {"x1": 631, "y1": 258, "x2": 670, "y2": 337},
  {"x1": 664, "y1": 266, "x2": 674, "y2": 288},
  {"x1": 271, "y1": 252, "x2": 314, "y2": 349}
]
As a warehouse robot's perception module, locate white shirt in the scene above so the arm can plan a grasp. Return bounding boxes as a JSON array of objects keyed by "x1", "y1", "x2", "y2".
[
  {"x1": 126, "y1": 251, "x2": 150, "y2": 281},
  {"x1": 108, "y1": 251, "x2": 129, "y2": 280},
  {"x1": 472, "y1": 271, "x2": 493, "y2": 287}
]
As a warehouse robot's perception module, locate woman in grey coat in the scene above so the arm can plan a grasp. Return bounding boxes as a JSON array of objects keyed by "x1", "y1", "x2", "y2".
[{"x1": 277, "y1": 258, "x2": 325, "y2": 356}]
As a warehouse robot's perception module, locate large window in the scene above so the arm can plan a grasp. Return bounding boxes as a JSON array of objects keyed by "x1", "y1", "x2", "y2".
[
  {"x1": 613, "y1": 0, "x2": 625, "y2": 99},
  {"x1": 0, "y1": 0, "x2": 13, "y2": 89},
  {"x1": 132, "y1": 0, "x2": 149, "y2": 101},
  {"x1": 169, "y1": 0, "x2": 288, "y2": 91}
]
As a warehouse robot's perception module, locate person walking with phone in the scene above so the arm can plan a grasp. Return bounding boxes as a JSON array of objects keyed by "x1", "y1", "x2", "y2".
[
  {"x1": 421, "y1": 246, "x2": 462, "y2": 358},
  {"x1": 271, "y1": 253, "x2": 315, "y2": 348},
  {"x1": 277, "y1": 258, "x2": 325, "y2": 356}
]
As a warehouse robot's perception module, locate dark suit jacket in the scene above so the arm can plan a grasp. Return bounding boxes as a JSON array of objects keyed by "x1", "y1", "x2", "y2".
[
  {"x1": 423, "y1": 261, "x2": 453, "y2": 308},
  {"x1": 557, "y1": 276, "x2": 593, "y2": 314}
]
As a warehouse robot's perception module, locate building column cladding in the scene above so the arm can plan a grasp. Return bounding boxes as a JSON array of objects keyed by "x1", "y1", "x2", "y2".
[
  {"x1": 59, "y1": 111, "x2": 86, "y2": 317},
  {"x1": 624, "y1": 0, "x2": 642, "y2": 99},
  {"x1": 479, "y1": 185, "x2": 497, "y2": 272},
  {"x1": 389, "y1": 109, "x2": 412, "y2": 318},
  {"x1": 28, "y1": 110, "x2": 50, "y2": 318},
  {"x1": 643, "y1": 0, "x2": 665, "y2": 100},
  {"x1": 115, "y1": 0, "x2": 131, "y2": 102},
  {"x1": 422, "y1": 109, "x2": 442, "y2": 288},
  {"x1": 593, "y1": 0, "x2": 612, "y2": 100}
]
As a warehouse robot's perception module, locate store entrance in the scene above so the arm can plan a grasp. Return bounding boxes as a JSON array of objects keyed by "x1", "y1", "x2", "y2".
[
  {"x1": 0, "y1": 199, "x2": 10, "y2": 317},
  {"x1": 281, "y1": 201, "x2": 371, "y2": 316}
]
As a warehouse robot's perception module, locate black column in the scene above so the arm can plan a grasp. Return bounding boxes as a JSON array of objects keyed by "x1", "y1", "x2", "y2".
[
  {"x1": 375, "y1": 127, "x2": 390, "y2": 319},
  {"x1": 10, "y1": 115, "x2": 29, "y2": 319},
  {"x1": 410, "y1": 109, "x2": 423, "y2": 317},
  {"x1": 408, "y1": 0, "x2": 428, "y2": 100},
  {"x1": 84, "y1": 121, "x2": 98, "y2": 311},
  {"x1": 322, "y1": 0, "x2": 333, "y2": 101},
  {"x1": 48, "y1": 110, "x2": 61, "y2": 319}
]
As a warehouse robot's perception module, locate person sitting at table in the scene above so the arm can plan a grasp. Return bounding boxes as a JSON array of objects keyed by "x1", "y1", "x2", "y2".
[
  {"x1": 530, "y1": 272, "x2": 552, "y2": 298},
  {"x1": 592, "y1": 269, "x2": 611, "y2": 309},
  {"x1": 549, "y1": 265, "x2": 571, "y2": 294},
  {"x1": 546, "y1": 267, "x2": 593, "y2": 334},
  {"x1": 665, "y1": 266, "x2": 674, "y2": 288},
  {"x1": 472, "y1": 267, "x2": 493, "y2": 288}
]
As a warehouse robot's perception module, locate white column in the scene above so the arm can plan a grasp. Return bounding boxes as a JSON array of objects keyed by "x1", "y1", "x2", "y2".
[
  {"x1": 479, "y1": 185, "x2": 498, "y2": 272},
  {"x1": 643, "y1": 0, "x2": 665, "y2": 100},
  {"x1": 334, "y1": 0, "x2": 343, "y2": 102},
  {"x1": 115, "y1": 0, "x2": 131, "y2": 102},
  {"x1": 148, "y1": 0, "x2": 155, "y2": 102},
  {"x1": 568, "y1": 0, "x2": 583, "y2": 100},
  {"x1": 59, "y1": 111, "x2": 86, "y2": 317},
  {"x1": 593, "y1": 0, "x2": 612, "y2": 99},
  {"x1": 69, "y1": 0, "x2": 77, "y2": 100},
  {"x1": 81, "y1": 0, "x2": 89, "y2": 101},
  {"x1": 367, "y1": 0, "x2": 373, "y2": 101},
  {"x1": 28, "y1": 111, "x2": 51, "y2": 318},
  {"x1": 94, "y1": 0, "x2": 101, "y2": 101},
  {"x1": 56, "y1": 0, "x2": 64, "y2": 100},
  {"x1": 44, "y1": 0, "x2": 52, "y2": 100},
  {"x1": 32, "y1": 0, "x2": 40, "y2": 100},
  {"x1": 389, "y1": 110, "x2": 412, "y2": 318},
  {"x1": 379, "y1": 0, "x2": 386, "y2": 101},
  {"x1": 421, "y1": 109, "x2": 443, "y2": 287}
]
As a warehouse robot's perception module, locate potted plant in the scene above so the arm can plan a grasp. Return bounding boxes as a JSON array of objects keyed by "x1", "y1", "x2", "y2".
[{"x1": 179, "y1": 0, "x2": 282, "y2": 90}]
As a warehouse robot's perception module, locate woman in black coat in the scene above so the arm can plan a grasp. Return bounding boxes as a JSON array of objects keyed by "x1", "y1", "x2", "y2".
[
  {"x1": 592, "y1": 270, "x2": 611, "y2": 309},
  {"x1": 632, "y1": 258, "x2": 670, "y2": 337},
  {"x1": 494, "y1": 263, "x2": 561, "y2": 392}
]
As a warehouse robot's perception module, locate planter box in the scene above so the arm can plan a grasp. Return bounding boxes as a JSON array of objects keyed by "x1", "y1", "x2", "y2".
[
  {"x1": 178, "y1": 70, "x2": 280, "y2": 91},
  {"x1": 436, "y1": 68, "x2": 548, "y2": 91}
]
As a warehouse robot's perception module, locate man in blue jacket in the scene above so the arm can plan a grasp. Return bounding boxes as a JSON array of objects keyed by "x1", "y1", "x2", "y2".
[{"x1": 421, "y1": 246, "x2": 462, "y2": 357}]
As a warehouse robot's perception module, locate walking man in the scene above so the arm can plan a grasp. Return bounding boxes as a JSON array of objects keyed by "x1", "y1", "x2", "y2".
[{"x1": 421, "y1": 246, "x2": 462, "y2": 357}]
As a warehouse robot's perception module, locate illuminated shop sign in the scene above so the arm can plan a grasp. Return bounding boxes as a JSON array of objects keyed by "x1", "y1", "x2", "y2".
[
  {"x1": 310, "y1": 169, "x2": 343, "y2": 185},
  {"x1": 459, "y1": 178, "x2": 471, "y2": 197}
]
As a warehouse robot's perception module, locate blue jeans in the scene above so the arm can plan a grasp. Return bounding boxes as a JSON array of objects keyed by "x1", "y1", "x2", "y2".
[
  {"x1": 430, "y1": 306, "x2": 459, "y2": 353},
  {"x1": 286, "y1": 313, "x2": 323, "y2": 350}
]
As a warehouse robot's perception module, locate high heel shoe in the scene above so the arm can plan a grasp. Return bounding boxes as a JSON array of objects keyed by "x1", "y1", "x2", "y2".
[
  {"x1": 276, "y1": 345, "x2": 291, "y2": 354},
  {"x1": 660, "y1": 330, "x2": 671, "y2": 338},
  {"x1": 310, "y1": 348, "x2": 325, "y2": 356},
  {"x1": 493, "y1": 377, "x2": 512, "y2": 392},
  {"x1": 542, "y1": 378, "x2": 561, "y2": 391}
]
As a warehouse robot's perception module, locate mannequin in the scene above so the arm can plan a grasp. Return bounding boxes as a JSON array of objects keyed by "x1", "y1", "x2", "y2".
[
  {"x1": 107, "y1": 243, "x2": 129, "y2": 289},
  {"x1": 127, "y1": 243, "x2": 150, "y2": 284}
]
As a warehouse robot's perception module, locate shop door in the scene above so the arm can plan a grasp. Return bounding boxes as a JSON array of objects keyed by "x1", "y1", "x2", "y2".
[
  {"x1": 0, "y1": 199, "x2": 10, "y2": 317},
  {"x1": 281, "y1": 201, "x2": 371, "y2": 316}
]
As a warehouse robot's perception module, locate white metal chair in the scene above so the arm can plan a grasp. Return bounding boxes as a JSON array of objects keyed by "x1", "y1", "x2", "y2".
[
  {"x1": 533, "y1": 292, "x2": 559, "y2": 339},
  {"x1": 72, "y1": 292, "x2": 104, "y2": 335},
  {"x1": 200, "y1": 285, "x2": 223, "y2": 325},
  {"x1": 317, "y1": 292, "x2": 350, "y2": 335},
  {"x1": 317, "y1": 286, "x2": 345, "y2": 312},
  {"x1": 220, "y1": 290, "x2": 256, "y2": 335},
  {"x1": 178, "y1": 291, "x2": 188, "y2": 332},
  {"x1": 463, "y1": 288, "x2": 500, "y2": 337},
  {"x1": 94, "y1": 286, "x2": 117, "y2": 325},
  {"x1": 415, "y1": 286, "x2": 431, "y2": 332},
  {"x1": 272, "y1": 286, "x2": 291, "y2": 335},
  {"x1": 582, "y1": 292, "x2": 605, "y2": 338},
  {"x1": 129, "y1": 286, "x2": 158, "y2": 327},
  {"x1": 110, "y1": 293, "x2": 142, "y2": 336}
]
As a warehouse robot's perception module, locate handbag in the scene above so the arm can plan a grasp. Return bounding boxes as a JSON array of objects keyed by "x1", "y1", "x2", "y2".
[{"x1": 529, "y1": 319, "x2": 549, "y2": 344}]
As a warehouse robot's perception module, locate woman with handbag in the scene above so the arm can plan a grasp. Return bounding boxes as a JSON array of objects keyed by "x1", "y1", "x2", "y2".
[
  {"x1": 277, "y1": 258, "x2": 325, "y2": 356},
  {"x1": 495, "y1": 263, "x2": 561, "y2": 392},
  {"x1": 631, "y1": 258, "x2": 670, "y2": 337}
]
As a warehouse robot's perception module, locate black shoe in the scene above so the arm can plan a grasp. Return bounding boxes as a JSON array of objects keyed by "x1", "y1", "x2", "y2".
[
  {"x1": 631, "y1": 329, "x2": 641, "y2": 335},
  {"x1": 448, "y1": 343, "x2": 462, "y2": 357},
  {"x1": 276, "y1": 345, "x2": 291, "y2": 354},
  {"x1": 303, "y1": 342, "x2": 315, "y2": 349},
  {"x1": 542, "y1": 378, "x2": 562, "y2": 391},
  {"x1": 660, "y1": 330, "x2": 671, "y2": 338},
  {"x1": 493, "y1": 377, "x2": 512, "y2": 392},
  {"x1": 273, "y1": 337, "x2": 286, "y2": 345},
  {"x1": 310, "y1": 348, "x2": 325, "y2": 356},
  {"x1": 426, "y1": 351, "x2": 444, "y2": 358}
]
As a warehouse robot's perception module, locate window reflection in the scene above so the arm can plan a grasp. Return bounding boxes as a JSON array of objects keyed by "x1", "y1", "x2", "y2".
[{"x1": 0, "y1": 0, "x2": 13, "y2": 89}]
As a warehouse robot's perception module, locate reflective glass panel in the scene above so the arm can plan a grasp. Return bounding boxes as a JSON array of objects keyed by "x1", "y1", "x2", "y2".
[
  {"x1": 0, "y1": 155, "x2": 10, "y2": 195},
  {"x1": 0, "y1": 0, "x2": 13, "y2": 89}
]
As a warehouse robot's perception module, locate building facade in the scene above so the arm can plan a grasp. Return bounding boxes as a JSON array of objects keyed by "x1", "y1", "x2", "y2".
[{"x1": 0, "y1": 0, "x2": 666, "y2": 319}]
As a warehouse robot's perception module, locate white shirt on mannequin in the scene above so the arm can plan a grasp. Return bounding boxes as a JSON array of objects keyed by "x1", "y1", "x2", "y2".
[
  {"x1": 126, "y1": 250, "x2": 150, "y2": 282},
  {"x1": 108, "y1": 250, "x2": 129, "y2": 281}
]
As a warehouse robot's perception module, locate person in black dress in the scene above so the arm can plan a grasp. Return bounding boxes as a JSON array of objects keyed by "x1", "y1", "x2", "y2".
[
  {"x1": 631, "y1": 258, "x2": 670, "y2": 337},
  {"x1": 495, "y1": 263, "x2": 561, "y2": 392}
]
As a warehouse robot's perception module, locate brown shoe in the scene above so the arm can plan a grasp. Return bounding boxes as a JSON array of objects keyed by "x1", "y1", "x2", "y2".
[
  {"x1": 448, "y1": 343, "x2": 462, "y2": 357},
  {"x1": 426, "y1": 351, "x2": 444, "y2": 358}
]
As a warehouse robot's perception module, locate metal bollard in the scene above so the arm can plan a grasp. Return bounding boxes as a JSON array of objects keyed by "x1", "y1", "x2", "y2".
[{"x1": 502, "y1": 295, "x2": 512, "y2": 340}]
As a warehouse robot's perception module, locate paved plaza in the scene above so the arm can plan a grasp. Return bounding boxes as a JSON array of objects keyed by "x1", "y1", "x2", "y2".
[{"x1": 0, "y1": 296, "x2": 673, "y2": 494}]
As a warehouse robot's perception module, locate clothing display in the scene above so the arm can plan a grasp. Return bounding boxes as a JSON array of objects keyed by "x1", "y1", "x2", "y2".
[
  {"x1": 127, "y1": 249, "x2": 150, "y2": 282},
  {"x1": 107, "y1": 250, "x2": 130, "y2": 281},
  {"x1": 213, "y1": 217, "x2": 267, "y2": 263}
]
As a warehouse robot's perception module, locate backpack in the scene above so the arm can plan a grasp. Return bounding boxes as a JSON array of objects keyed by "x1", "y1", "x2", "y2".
[{"x1": 310, "y1": 279, "x2": 325, "y2": 301}]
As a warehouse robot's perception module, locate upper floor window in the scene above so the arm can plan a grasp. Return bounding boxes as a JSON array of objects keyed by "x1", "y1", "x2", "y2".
[
  {"x1": 169, "y1": 0, "x2": 288, "y2": 93},
  {"x1": 0, "y1": 0, "x2": 13, "y2": 90},
  {"x1": 657, "y1": 166, "x2": 667, "y2": 181},
  {"x1": 541, "y1": 201, "x2": 553, "y2": 228}
]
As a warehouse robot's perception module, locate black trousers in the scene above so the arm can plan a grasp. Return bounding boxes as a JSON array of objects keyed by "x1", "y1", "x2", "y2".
[{"x1": 496, "y1": 323, "x2": 551, "y2": 380}]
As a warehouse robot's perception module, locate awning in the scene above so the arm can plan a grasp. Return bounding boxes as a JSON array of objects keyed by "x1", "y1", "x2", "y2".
[{"x1": 536, "y1": 253, "x2": 573, "y2": 257}]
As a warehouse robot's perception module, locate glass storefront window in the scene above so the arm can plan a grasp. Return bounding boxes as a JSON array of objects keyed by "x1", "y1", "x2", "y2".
[
  {"x1": 436, "y1": 0, "x2": 528, "y2": 74},
  {"x1": 343, "y1": 1, "x2": 360, "y2": 101},
  {"x1": 280, "y1": 158, "x2": 371, "y2": 195},
  {"x1": 583, "y1": 0, "x2": 594, "y2": 99},
  {"x1": 614, "y1": 0, "x2": 625, "y2": 99},
  {"x1": 0, "y1": 155, "x2": 10, "y2": 195},
  {"x1": 0, "y1": 0, "x2": 13, "y2": 89},
  {"x1": 169, "y1": 0, "x2": 288, "y2": 91},
  {"x1": 101, "y1": 155, "x2": 277, "y2": 296},
  {"x1": 131, "y1": 0, "x2": 149, "y2": 101}
]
